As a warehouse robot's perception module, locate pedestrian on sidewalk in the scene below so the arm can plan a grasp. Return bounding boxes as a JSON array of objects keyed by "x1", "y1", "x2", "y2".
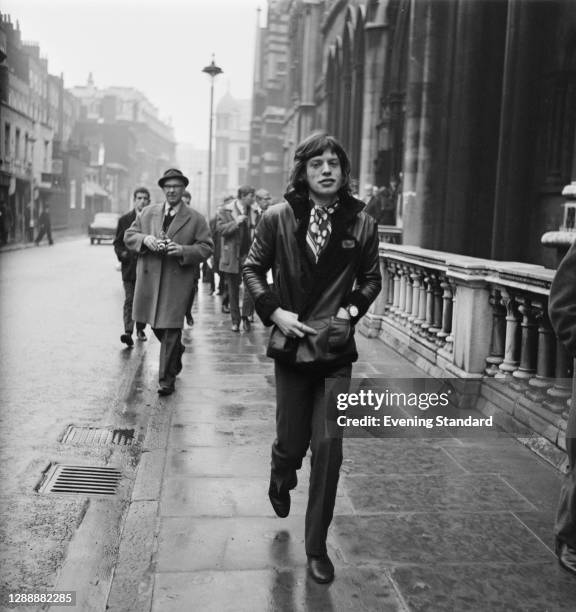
[
  {"x1": 114, "y1": 187, "x2": 151, "y2": 347},
  {"x1": 549, "y1": 240, "x2": 576, "y2": 577},
  {"x1": 243, "y1": 132, "x2": 381, "y2": 584},
  {"x1": 217, "y1": 185, "x2": 255, "y2": 332},
  {"x1": 182, "y1": 189, "x2": 200, "y2": 327},
  {"x1": 34, "y1": 205, "x2": 53, "y2": 246},
  {"x1": 124, "y1": 168, "x2": 213, "y2": 396}
]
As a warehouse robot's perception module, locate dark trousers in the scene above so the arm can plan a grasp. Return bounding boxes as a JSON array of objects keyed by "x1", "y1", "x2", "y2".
[
  {"x1": 556, "y1": 380, "x2": 576, "y2": 548},
  {"x1": 122, "y1": 281, "x2": 145, "y2": 334},
  {"x1": 35, "y1": 225, "x2": 52, "y2": 245},
  {"x1": 272, "y1": 360, "x2": 351, "y2": 556},
  {"x1": 152, "y1": 328, "x2": 184, "y2": 388},
  {"x1": 225, "y1": 272, "x2": 242, "y2": 325},
  {"x1": 186, "y1": 280, "x2": 198, "y2": 317}
]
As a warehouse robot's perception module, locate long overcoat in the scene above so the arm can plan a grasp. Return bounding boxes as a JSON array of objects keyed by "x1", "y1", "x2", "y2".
[
  {"x1": 124, "y1": 202, "x2": 213, "y2": 328},
  {"x1": 216, "y1": 200, "x2": 251, "y2": 274}
]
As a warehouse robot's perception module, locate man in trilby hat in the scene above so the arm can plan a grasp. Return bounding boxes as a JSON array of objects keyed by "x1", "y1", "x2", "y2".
[{"x1": 124, "y1": 169, "x2": 213, "y2": 395}]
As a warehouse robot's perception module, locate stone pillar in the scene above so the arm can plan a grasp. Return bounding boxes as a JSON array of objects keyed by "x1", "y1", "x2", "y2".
[
  {"x1": 496, "y1": 290, "x2": 521, "y2": 378},
  {"x1": 526, "y1": 300, "x2": 556, "y2": 401},
  {"x1": 485, "y1": 288, "x2": 506, "y2": 376},
  {"x1": 450, "y1": 274, "x2": 492, "y2": 374},
  {"x1": 511, "y1": 297, "x2": 538, "y2": 390}
]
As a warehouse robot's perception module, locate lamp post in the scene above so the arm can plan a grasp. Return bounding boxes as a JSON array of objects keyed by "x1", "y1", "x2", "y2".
[
  {"x1": 196, "y1": 170, "x2": 203, "y2": 213},
  {"x1": 202, "y1": 55, "x2": 223, "y2": 220}
]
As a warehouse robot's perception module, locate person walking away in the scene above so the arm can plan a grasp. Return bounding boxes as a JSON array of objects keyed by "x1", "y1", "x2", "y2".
[{"x1": 34, "y1": 205, "x2": 53, "y2": 245}]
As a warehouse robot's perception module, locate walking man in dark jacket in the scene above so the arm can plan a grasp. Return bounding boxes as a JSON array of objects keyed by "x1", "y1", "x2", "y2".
[
  {"x1": 243, "y1": 132, "x2": 381, "y2": 583},
  {"x1": 114, "y1": 187, "x2": 151, "y2": 346}
]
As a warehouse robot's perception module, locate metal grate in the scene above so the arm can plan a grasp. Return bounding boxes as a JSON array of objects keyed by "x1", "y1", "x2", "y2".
[
  {"x1": 37, "y1": 464, "x2": 122, "y2": 496},
  {"x1": 61, "y1": 426, "x2": 135, "y2": 446}
]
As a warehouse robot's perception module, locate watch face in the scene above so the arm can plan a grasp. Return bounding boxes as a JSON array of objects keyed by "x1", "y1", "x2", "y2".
[{"x1": 349, "y1": 305, "x2": 359, "y2": 318}]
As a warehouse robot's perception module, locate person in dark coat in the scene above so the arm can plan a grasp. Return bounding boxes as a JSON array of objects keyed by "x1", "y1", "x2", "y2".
[
  {"x1": 182, "y1": 190, "x2": 201, "y2": 327},
  {"x1": 34, "y1": 205, "x2": 53, "y2": 245},
  {"x1": 243, "y1": 132, "x2": 381, "y2": 584},
  {"x1": 549, "y1": 239, "x2": 576, "y2": 576},
  {"x1": 114, "y1": 187, "x2": 151, "y2": 346},
  {"x1": 124, "y1": 169, "x2": 213, "y2": 396},
  {"x1": 217, "y1": 186, "x2": 255, "y2": 332}
]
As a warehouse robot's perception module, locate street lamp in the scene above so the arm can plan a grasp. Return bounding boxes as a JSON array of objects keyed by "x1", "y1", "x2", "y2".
[
  {"x1": 196, "y1": 170, "x2": 203, "y2": 213},
  {"x1": 202, "y1": 55, "x2": 223, "y2": 219}
]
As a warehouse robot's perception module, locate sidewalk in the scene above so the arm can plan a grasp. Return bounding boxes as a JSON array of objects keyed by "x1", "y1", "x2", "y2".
[
  {"x1": 107, "y1": 284, "x2": 576, "y2": 612},
  {"x1": 0, "y1": 227, "x2": 85, "y2": 253}
]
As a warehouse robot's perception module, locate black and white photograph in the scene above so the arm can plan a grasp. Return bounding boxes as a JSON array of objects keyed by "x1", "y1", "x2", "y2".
[{"x1": 1, "y1": 0, "x2": 576, "y2": 610}]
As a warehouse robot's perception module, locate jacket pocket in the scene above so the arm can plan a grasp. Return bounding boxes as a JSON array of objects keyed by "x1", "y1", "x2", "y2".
[{"x1": 327, "y1": 316, "x2": 352, "y2": 351}]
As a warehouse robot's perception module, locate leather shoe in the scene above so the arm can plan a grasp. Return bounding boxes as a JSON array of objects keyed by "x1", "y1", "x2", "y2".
[
  {"x1": 557, "y1": 541, "x2": 576, "y2": 576},
  {"x1": 307, "y1": 555, "x2": 334, "y2": 584},
  {"x1": 221, "y1": 304, "x2": 230, "y2": 314},
  {"x1": 242, "y1": 318, "x2": 251, "y2": 332},
  {"x1": 231, "y1": 323, "x2": 240, "y2": 332},
  {"x1": 268, "y1": 474, "x2": 297, "y2": 518},
  {"x1": 120, "y1": 333, "x2": 134, "y2": 347},
  {"x1": 157, "y1": 385, "x2": 175, "y2": 396},
  {"x1": 136, "y1": 330, "x2": 147, "y2": 341},
  {"x1": 186, "y1": 314, "x2": 194, "y2": 326}
]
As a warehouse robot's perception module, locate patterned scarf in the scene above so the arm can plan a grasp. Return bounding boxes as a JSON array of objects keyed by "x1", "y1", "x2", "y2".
[{"x1": 306, "y1": 200, "x2": 339, "y2": 263}]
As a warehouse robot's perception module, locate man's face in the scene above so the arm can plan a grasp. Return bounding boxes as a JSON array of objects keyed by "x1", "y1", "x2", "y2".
[
  {"x1": 305, "y1": 149, "x2": 343, "y2": 201},
  {"x1": 163, "y1": 180, "x2": 186, "y2": 206},
  {"x1": 134, "y1": 192, "x2": 150, "y2": 212},
  {"x1": 241, "y1": 191, "x2": 255, "y2": 208}
]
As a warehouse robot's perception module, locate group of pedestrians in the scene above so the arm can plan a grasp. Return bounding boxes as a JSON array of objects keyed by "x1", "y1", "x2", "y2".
[{"x1": 108, "y1": 132, "x2": 382, "y2": 583}]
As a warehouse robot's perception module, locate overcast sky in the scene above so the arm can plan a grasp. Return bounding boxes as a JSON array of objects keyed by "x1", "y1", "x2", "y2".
[{"x1": 2, "y1": 0, "x2": 263, "y2": 148}]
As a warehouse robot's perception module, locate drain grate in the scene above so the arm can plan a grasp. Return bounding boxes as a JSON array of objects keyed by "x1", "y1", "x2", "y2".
[
  {"x1": 37, "y1": 464, "x2": 122, "y2": 496},
  {"x1": 61, "y1": 426, "x2": 135, "y2": 446}
]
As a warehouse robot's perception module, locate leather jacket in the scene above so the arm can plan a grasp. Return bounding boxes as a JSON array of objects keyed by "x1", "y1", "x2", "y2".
[{"x1": 242, "y1": 189, "x2": 381, "y2": 332}]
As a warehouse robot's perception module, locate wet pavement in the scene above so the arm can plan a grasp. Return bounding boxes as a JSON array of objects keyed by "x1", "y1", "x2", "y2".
[{"x1": 107, "y1": 284, "x2": 576, "y2": 612}]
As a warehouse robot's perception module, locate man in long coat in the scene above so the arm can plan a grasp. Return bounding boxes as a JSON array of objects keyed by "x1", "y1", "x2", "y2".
[{"x1": 124, "y1": 168, "x2": 213, "y2": 395}]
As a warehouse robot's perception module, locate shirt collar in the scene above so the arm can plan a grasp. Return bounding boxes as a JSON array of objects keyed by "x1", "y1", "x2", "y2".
[{"x1": 164, "y1": 201, "x2": 182, "y2": 216}]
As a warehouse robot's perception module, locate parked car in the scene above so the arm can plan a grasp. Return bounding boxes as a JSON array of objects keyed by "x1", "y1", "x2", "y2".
[{"x1": 89, "y1": 212, "x2": 120, "y2": 244}]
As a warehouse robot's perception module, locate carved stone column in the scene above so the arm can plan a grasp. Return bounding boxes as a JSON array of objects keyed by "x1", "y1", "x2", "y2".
[
  {"x1": 436, "y1": 277, "x2": 453, "y2": 346},
  {"x1": 485, "y1": 288, "x2": 506, "y2": 376},
  {"x1": 526, "y1": 300, "x2": 556, "y2": 401},
  {"x1": 409, "y1": 270, "x2": 422, "y2": 327},
  {"x1": 545, "y1": 340, "x2": 573, "y2": 415},
  {"x1": 495, "y1": 290, "x2": 521, "y2": 379}
]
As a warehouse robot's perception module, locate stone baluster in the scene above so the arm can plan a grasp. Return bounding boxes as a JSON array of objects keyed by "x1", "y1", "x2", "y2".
[
  {"x1": 526, "y1": 300, "x2": 556, "y2": 401},
  {"x1": 484, "y1": 288, "x2": 506, "y2": 376},
  {"x1": 403, "y1": 266, "x2": 414, "y2": 321},
  {"x1": 495, "y1": 291, "x2": 521, "y2": 379},
  {"x1": 511, "y1": 296, "x2": 538, "y2": 391},
  {"x1": 545, "y1": 338, "x2": 573, "y2": 415},
  {"x1": 390, "y1": 263, "x2": 401, "y2": 315},
  {"x1": 444, "y1": 280, "x2": 457, "y2": 355},
  {"x1": 436, "y1": 276, "x2": 453, "y2": 346},
  {"x1": 409, "y1": 269, "x2": 422, "y2": 327},
  {"x1": 428, "y1": 274, "x2": 443, "y2": 342},
  {"x1": 417, "y1": 269, "x2": 428, "y2": 334},
  {"x1": 398, "y1": 266, "x2": 408, "y2": 320},
  {"x1": 422, "y1": 273, "x2": 434, "y2": 336}
]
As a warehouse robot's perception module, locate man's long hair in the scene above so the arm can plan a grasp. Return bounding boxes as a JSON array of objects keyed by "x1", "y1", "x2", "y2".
[{"x1": 287, "y1": 132, "x2": 352, "y2": 199}]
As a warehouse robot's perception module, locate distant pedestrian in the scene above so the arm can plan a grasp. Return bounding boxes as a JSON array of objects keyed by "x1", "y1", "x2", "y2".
[
  {"x1": 216, "y1": 186, "x2": 255, "y2": 332},
  {"x1": 124, "y1": 169, "x2": 213, "y2": 395},
  {"x1": 114, "y1": 187, "x2": 151, "y2": 347},
  {"x1": 0, "y1": 203, "x2": 7, "y2": 246},
  {"x1": 243, "y1": 132, "x2": 381, "y2": 584},
  {"x1": 549, "y1": 240, "x2": 576, "y2": 577},
  {"x1": 182, "y1": 189, "x2": 200, "y2": 327},
  {"x1": 34, "y1": 205, "x2": 53, "y2": 245}
]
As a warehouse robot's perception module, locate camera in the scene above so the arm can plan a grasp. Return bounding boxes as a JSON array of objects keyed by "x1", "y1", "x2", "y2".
[{"x1": 157, "y1": 239, "x2": 169, "y2": 254}]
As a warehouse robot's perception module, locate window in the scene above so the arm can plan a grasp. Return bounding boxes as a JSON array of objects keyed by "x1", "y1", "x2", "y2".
[
  {"x1": 15, "y1": 128, "x2": 20, "y2": 160},
  {"x1": 70, "y1": 179, "x2": 76, "y2": 209},
  {"x1": 3, "y1": 123, "x2": 10, "y2": 158},
  {"x1": 239, "y1": 147, "x2": 247, "y2": 161}
]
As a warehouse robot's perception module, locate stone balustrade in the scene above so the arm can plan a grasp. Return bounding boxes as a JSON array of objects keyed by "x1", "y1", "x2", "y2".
[{"x1": 360, "y1": 243, "x2": 571, "y2": 465}]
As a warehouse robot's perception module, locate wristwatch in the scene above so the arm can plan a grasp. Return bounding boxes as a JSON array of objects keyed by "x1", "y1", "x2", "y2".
[{"x1": 346, "y1": 304, "x2": 359, "y2": 318}]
